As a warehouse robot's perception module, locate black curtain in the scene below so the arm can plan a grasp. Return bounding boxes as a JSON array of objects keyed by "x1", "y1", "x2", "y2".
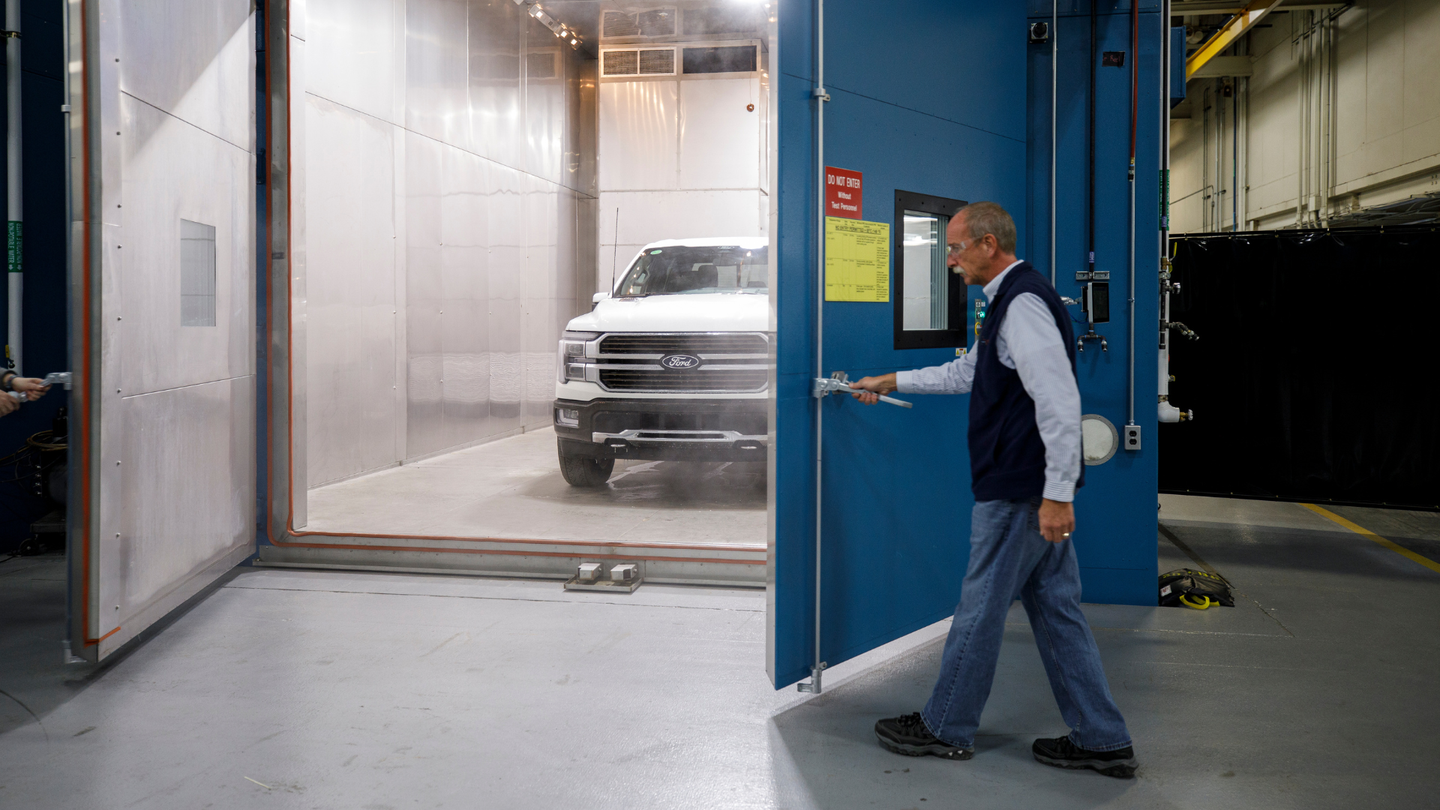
[{"x1": 1161, "y1": 228, "x2": 1440, "y2": 510}]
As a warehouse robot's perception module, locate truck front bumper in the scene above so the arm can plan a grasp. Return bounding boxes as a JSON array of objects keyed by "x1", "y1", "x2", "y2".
[{"x1": 553, "y1": 398, "x2": 768, "y2": 462}]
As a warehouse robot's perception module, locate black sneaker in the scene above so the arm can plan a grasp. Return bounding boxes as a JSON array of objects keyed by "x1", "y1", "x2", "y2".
[
  {"x1": 1032, "y1": 735, "x2": 1137, "y2": 778},
  {"x1": 874, "y1": 713, "x2": 974, "y2": 760}
]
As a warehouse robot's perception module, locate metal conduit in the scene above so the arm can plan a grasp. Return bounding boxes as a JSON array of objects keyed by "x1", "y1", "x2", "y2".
[
  {"x1": 5, "y1": 0, "x2": 21, "y2": 374},
  {"x1": 806, "y1": 0, "x2": 828, "y2": 695},
  {"x1": 1050, "y1": 0, "x2": 1057, "y2": 285},
  {"x1": 1127, "y1": 0, "x2": 1138, "y2": 429}
]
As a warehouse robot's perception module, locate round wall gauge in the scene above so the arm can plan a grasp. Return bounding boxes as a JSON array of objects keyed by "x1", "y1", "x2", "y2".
[{"x1": 1081, "y1": 414, "x2": 1119, "y2": 466}]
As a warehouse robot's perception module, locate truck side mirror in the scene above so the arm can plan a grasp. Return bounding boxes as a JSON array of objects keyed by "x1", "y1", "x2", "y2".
[{"x1": 592, "y1": 291, "x2": 610, "y2": 309}]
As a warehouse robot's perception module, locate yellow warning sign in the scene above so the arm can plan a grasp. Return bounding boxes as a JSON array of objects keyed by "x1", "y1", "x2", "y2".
[{"x1": 825, "y1": 217, "x2": 890, "y2": 302}]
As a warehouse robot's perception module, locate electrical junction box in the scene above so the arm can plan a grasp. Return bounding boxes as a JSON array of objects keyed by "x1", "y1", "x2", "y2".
[{"x1": 1124, "y1": 425, "x2": 1141, "y2": 451}]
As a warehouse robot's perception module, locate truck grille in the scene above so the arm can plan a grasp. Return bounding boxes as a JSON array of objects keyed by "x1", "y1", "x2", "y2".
[
  {"x1": 598, "y1": 333, "x2": 769, "y2": 356},
  {"x1": 595, "y1": 332, "x2": 771, "y2": 393}
]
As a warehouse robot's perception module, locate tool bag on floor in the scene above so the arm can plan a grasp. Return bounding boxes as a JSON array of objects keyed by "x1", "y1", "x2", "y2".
[{"x1": 1158, "y1": 568, "x2": 1234, "y2": 609}]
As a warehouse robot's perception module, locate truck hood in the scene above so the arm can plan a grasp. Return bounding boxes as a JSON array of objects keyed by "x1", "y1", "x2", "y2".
[{"x1": 566, "y1": 293, "x2": 771, "y2": 333}]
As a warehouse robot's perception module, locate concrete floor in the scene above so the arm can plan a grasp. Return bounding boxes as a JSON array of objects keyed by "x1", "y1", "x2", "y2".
[
  {"x1": 304, "y1": 427, "x2": 767, "y2": 547},
  {"x1": 1, "y1": 495, "x2": 1438, "y2": 808}
]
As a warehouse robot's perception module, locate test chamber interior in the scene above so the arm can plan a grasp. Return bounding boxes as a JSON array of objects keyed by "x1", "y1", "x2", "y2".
[{"x1": 65, "y1": 0, "x2": 1161, "y2": 668}]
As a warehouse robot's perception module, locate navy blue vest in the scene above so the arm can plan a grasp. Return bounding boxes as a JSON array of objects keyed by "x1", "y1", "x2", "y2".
[{"x1": 968, "y1": 262, "x2": 1085, "y2": 501}]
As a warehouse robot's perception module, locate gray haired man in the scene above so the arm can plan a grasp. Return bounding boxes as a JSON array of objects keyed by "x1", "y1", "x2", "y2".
[{"x1": 849, "y1": 202, "x2": 1136, "y2": 778}]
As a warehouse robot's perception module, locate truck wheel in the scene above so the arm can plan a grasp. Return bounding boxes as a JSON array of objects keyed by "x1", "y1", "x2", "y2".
[{"x1": 558, "y1": 448, "x2": 615, "y2": 487}]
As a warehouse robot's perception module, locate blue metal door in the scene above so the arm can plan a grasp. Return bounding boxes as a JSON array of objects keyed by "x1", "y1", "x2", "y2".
[{"x1": 769, "y1": 0, "x2": 1162, "y2": 691}]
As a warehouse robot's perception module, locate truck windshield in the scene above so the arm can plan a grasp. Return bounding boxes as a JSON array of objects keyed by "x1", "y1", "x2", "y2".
[{"x1": 616, "y1": 246, "x2": 769, "y2": 296}]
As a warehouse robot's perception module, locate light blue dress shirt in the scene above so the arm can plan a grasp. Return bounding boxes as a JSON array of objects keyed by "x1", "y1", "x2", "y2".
[{"x1": 894, "y1": 262, "x2": 1082, "y2": 502}]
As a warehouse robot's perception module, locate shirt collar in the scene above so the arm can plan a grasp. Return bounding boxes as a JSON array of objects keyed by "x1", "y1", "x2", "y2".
[{"x1": 982, "y1": 260, "x2": 1025, "y2": 302}]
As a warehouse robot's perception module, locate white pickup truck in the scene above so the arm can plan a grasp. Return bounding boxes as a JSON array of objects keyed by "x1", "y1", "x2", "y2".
[{"x1": 552, "y1": 237, "x2": 771, "y2": 486}]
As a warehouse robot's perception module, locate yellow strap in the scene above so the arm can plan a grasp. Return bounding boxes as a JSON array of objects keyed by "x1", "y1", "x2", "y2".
[{"x1": 1179, "y1": 594, "x2": 1212, "y2": 610}]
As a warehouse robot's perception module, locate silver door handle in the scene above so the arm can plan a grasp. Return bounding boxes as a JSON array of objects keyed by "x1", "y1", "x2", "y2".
[{"x1": 812, "y1": 372, "x2": 912, "y2": 408}]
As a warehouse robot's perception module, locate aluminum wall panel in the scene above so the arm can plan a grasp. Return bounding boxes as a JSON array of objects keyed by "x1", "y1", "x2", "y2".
[
  {"x1": 404, "y1": 130, "x2": 447, "y2": 458},
  {"x1": 307, "y1": 0, "x2": 406, "y2": 126},
  {"x1": 405, "y1": 0, "x2": 471, "y2": 151},
  {"x1": 439, "y1": 145, "x2": 493, "y2": 449},
  {"x1": 117, "y1": 0, "x2": 253, "y2": 152},
  {"x1": 680, "y1": 78, "x2": 762, "y2": 190},
  {"x1": 296, "y1": 0, "x2": 598, "y2": 500},
  {"x1": 598, "y1": 80, "x2": 679, "y2": 190},
  {"x1": 117, "y1": 379, "x2": 255, "y2": 615},
  {"x1": 119, "y1": 96, "x2": 254, "y2": 397},
  {"x1": 80, "y1": 1, "x2": 257, "y2": 661},
  {"x1": 487, "y1": 162, "x2": 526, "y2": 430},
  {"x1": 305, "y1": 95, "x2": 400, "y2": 487},
  {"x1": 469, "y1": 2, "x2": 522, "y2": 172}
]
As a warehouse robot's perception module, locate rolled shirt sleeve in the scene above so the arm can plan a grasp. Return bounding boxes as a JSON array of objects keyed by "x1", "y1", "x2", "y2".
[{"x1": 1002, "y1": 293, "x2": 1082, "y2": 502}]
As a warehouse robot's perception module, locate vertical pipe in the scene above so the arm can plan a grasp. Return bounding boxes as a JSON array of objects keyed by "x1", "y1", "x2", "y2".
[
  {"x1": 1050, "y1": 0, "x2": 1056, "y2": 285},
  {"x1": 5, "y1": 0, "x2": 21, "y2": 375},
  {"x1": 1214, "y1": 84, "x2": 1220, "y2": 230},
  {"x1": 1295, "y1": 13, "x2": 1304, "y2": 226},
  {"x1": 1160, "y1": 0, "x2": 1171, "y2": 411},
  {"x1": 811, "y1": 0, "x2": 826, "y2": 692},
  {"x1": 60, "y1": 0, "x2": 72, "y2": 659},
  {"x1": 1127, "y1": 0, "x2": 1136, "y2": 428},
  {"x1": 1232, "y1": 80, "x2": 1237, "y2": 231},
  {"x1": 1216, "y1": 81, "x2": 1223, "y2": 230},
  {"x1": 1087, "y1": 0, "x2": 1095, "y2": 275}
]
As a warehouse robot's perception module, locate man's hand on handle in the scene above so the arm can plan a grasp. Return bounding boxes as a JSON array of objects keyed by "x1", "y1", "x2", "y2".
[
  {"x1": 12, "y1": 378, "x2": 50, "y2": 401},
  {"x1": 849, "y1": 373, "x2": 898, "y2": 405},
  {"x1": 1039, "y1": 498, "x2": 1074, "y2": 544}
]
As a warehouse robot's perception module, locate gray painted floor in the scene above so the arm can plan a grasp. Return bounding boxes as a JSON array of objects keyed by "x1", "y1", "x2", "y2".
[
  {"x1": 305, "y1": 427, "x2": 767, "y2": 547},
  {"x1": 2, "y1": 495, "x2": 1438, "y2": 808}
]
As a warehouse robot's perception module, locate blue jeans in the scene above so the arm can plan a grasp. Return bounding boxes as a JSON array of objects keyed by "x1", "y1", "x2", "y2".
[{"x1": 920, "y1": 497, "x2": 1132, "y2": 751}]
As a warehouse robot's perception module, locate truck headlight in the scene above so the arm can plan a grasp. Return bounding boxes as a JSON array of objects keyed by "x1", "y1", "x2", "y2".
[{"x1": 557, "y1": 331, "x2": 600, "y2": 383}]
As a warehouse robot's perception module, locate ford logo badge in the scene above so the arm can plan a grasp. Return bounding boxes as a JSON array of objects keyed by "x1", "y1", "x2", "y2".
[{"x1": 661, "y1": 354, "x2": 701, "y2": 370}]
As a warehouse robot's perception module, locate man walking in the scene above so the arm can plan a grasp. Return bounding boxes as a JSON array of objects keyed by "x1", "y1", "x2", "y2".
[{"x1": 848, "y1": 202, "x2": 1136, "y2": 778}]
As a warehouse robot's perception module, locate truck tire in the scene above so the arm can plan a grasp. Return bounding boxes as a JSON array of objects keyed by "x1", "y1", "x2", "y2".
[{"x1": 558, "y1": 447, "x2": 615, "y2": 487}]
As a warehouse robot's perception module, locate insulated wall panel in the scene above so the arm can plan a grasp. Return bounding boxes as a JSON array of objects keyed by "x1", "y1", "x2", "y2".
[
  {"x1": 680, "y1": 78, "x2": 762, "y2": 189},
  {"x1": 304, "y1": 95, "x2": 400, "y2": 487},
  {"x1": 307, "y1": 0, "x2": 406, "y2": 125},
  {"x1": 599, "y1": 80, "x2": 680, "y2": 190}
]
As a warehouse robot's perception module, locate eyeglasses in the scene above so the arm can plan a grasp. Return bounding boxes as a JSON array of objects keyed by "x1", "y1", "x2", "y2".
[{"x1": 947, "y1": 234, "x2": 991, "y2": 256}]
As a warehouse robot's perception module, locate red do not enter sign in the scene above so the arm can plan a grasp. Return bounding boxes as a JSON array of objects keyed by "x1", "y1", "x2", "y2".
[{"x1": 825, "y1": 166, "x2": 862, "y2": 219}]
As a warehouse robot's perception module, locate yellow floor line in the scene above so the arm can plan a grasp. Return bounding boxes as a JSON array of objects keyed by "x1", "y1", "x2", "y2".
[{"x1": 1301, "y1": 503, "x2": 1440, "y2": 575}]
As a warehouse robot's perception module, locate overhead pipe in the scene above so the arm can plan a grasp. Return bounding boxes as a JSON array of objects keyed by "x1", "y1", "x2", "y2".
[{"x1": 5, "y1": 0, "x2": 20, "y2": 375}]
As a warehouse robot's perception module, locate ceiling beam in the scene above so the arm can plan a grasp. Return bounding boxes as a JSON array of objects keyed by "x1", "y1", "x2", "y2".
[
  {"x1": 1188, "y1": 55, "x2": 1254, "y2": 78},
  {"x1": 1186, "y1": 0, "x2": 1283, "y2": 81}
]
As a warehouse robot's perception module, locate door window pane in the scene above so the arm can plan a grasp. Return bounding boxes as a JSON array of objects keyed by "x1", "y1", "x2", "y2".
[{"x1": 902, "y1": 211, "x2": 948, "y2": 331}]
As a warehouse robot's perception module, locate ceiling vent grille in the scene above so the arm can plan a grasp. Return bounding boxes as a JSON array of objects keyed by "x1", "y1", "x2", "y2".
[
  {"x1": 638, "y1": 49, "x2": 675, "y2": 75},
  {"x1": 601, "y1": 48, "x2": 677, "y2": 77}
]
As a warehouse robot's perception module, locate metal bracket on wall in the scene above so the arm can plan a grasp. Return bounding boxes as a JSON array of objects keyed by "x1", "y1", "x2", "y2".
[{"x1": 797, "y1": 662, "x2": 828, "y2": 693}]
